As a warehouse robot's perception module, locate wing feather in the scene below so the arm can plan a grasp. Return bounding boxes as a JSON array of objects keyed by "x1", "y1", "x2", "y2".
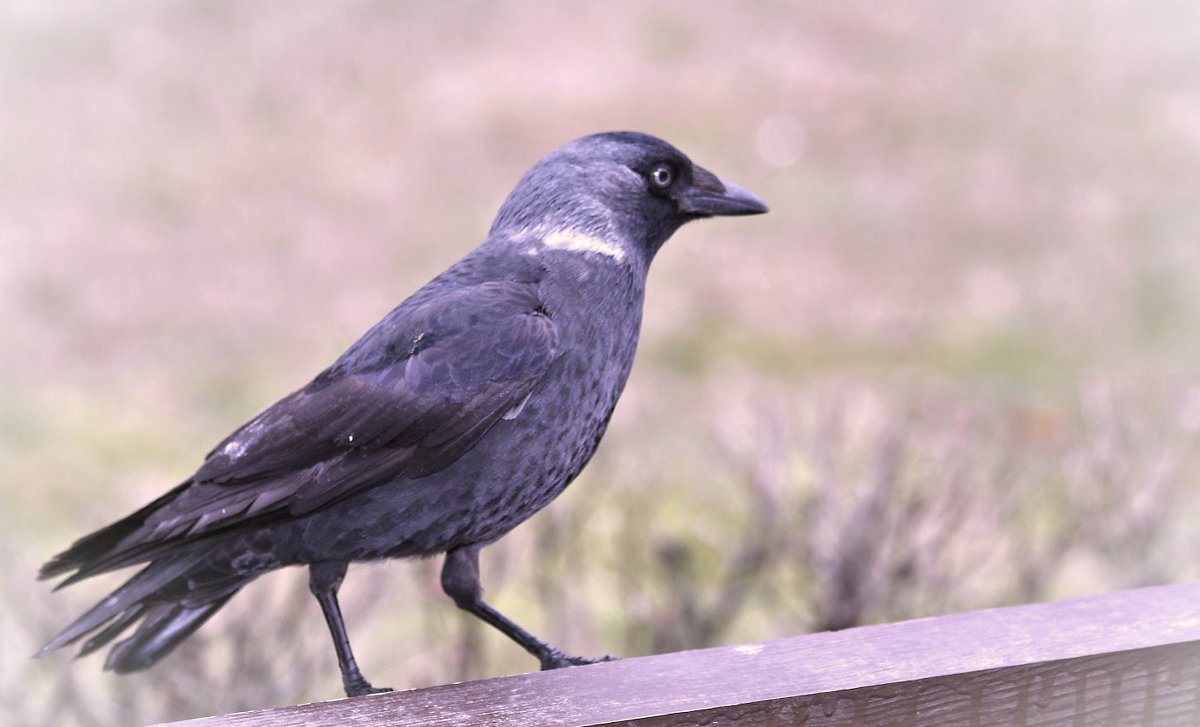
[{"x1": 59, "y1": 281, "x2": 559, "y2": 577}]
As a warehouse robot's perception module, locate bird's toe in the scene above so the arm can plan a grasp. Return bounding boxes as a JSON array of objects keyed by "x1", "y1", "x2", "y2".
[
  {"x1": 345, "y1": 682, "x2": 394, "y2": 698},
  {"x1": 539, "y1": 650, "x2": 620, "y2": 670}
]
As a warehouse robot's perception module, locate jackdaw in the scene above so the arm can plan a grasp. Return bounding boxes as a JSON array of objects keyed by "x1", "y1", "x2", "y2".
[{"x1": 38, "y1": 131, "x2": 768, "y2": 697}]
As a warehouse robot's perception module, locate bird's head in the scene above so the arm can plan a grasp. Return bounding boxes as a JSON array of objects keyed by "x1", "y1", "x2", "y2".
[{"x1": 490, "y1": 131, "x2": 768, "y2": 266}]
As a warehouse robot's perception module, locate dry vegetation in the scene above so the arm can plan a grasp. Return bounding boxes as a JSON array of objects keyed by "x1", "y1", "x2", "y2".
[{"x1": 3, "y1": 1, "x2": 1200, "y2": 724}]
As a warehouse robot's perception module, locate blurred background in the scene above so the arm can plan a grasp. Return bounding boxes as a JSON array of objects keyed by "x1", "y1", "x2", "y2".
[{"x1": 4, "y1": 0, "x2": 1200, "y2": 723}]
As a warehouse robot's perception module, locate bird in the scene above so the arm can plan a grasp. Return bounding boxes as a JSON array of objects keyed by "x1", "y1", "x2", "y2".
[{"x1": 37, "y1": 130, "x2": 768, "y2": 698}]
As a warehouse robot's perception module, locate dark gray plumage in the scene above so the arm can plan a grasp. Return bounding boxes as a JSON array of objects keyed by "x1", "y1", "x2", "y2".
[{"x1": 38, "y1": 131, "x2": 768, "y2": 697}]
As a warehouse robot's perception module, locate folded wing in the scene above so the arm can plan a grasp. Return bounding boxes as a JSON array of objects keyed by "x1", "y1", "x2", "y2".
[{"x1": 42, "y1": 281, "x2": 558, "y2": 582}]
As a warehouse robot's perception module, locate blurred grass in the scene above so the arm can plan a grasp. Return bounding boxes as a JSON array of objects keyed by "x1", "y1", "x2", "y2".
[{"x1": 4, "y1": 0, "x2": 1200, "y2": 724}]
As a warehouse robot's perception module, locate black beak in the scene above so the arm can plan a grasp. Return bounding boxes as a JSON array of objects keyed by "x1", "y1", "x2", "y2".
[{"x1": 679, "y1": 165, "x2": 769, "y2": 217}]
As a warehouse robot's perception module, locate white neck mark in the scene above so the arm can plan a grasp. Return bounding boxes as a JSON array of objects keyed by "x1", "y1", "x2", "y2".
[{"x1": 515, "y1": 224, "x2": 627, "y2": 263}]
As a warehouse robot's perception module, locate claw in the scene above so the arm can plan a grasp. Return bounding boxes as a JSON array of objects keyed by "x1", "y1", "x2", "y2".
[
  {"x1": 539, "y1": 649, "x2": 619, "y2": 671},
  {"x1": 345, "y1": 680, "x2": 393, "y2": 698}
]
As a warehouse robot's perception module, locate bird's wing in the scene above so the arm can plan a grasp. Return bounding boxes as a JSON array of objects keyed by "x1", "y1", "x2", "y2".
[{"x1": 135, "y1": 280, "x2": 558, "y2": 547}]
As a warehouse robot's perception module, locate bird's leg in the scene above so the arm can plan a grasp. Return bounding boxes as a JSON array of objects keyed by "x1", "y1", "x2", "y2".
[
  {"x1": 308, "y1": 561, "x2": 393, "y2": 697},
  {"x1": 441, "y1": 545, "x2": 617, "y2": 670}
]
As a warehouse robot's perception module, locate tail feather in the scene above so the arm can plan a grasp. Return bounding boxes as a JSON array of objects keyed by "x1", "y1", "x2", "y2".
[
  {"x1": 39, "y1": 485, "x2": 271, "y2": 672},
  {"x1": 105, "y1": 595, "x2": 235, "y2": 673},
  {"x1": 38, "y1": 548, "x2": 254, "y2": 671},
  {"x1": 77, "y1": 603, "x2": 147, "y2": 657},
  {"x1": 37, "y1": 554, "x2": 203, "y2": 657}
]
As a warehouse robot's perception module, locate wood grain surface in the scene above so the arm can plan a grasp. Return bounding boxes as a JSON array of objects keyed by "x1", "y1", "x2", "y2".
[{"x1": 158, "y1": 582, "x2": 1200, "y2": 727}]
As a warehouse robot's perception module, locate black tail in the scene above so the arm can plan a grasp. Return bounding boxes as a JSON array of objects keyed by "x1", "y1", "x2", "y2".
[
  {"x1": 103, "y1": 597, "x2": 236, "y2": 672},
  {"x1": 38, "y1": 476, "x2": 283, "y2": 671},
  {"x1": 38, "y1": 538, "x2": 261, "y2": 670}
]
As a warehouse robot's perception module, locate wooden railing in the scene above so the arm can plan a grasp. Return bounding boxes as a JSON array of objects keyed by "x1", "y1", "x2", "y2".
[{"x1": 158, "y1": 582, "x2": 1200, "y2": 726}]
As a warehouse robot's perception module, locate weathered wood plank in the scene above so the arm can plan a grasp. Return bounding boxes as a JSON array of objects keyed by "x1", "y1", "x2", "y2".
[{"x1": 158, "y1": 582, "x2": 1200, "y2": 727}]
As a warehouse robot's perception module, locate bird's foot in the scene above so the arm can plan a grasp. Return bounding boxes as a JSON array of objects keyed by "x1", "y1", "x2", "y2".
[
  {"x1": 539, "y1": 648, "x2": 619, "y2": 671},
  {"x1": 344, "y1": 679, "x2": 394, "y2": 698}
]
